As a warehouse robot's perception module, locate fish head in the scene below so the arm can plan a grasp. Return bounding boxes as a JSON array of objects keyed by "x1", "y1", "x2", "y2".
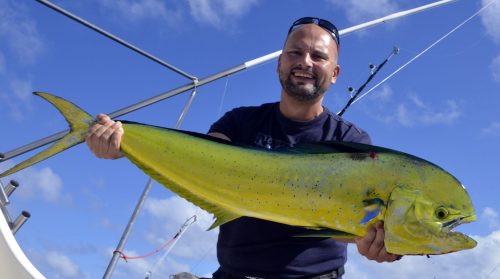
[{"x1": 384, "y1": 182, "x2": 476, "y2": 255}]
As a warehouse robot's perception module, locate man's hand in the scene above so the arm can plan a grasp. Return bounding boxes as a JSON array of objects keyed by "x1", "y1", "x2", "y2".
[
  {"x1": 85, "y1": 114, "x2": 124, "y2": 159},
  {"x1": 355, "y1": 221, "x2": 402, "y2": 263}
]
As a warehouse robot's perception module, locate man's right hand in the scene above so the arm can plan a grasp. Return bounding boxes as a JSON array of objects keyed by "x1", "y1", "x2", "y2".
[{"x1": 86, "y1": 114, "x2": 124, "y2": 159}]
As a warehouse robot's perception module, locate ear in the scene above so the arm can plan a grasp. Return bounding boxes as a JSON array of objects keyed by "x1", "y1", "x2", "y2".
[
  {"x1": 331, "y1": 64, "x2": 341, "y2": 84},
  {"x1": 277, "y1": 54, "x2": 282, "y2": 74}
]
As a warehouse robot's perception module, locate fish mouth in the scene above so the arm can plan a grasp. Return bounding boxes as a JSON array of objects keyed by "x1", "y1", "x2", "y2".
[
  {"x1": 441, "y1": 214, "x2": 477, "y2": 250},
  {"x1": 434, "y1": 214, "x2": 477, "y2": 253},
  {"x1": 442, "y1": 215, "x2": 476, "y2": 232}
]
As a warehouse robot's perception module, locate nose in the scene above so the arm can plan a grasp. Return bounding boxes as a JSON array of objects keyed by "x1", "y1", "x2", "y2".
[{"x1": 297, "y1": 53, "x2": 313, "y2": 69}]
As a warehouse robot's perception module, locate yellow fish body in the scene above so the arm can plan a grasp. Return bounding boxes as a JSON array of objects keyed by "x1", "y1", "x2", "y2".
[{"x1": 0, "y1": 92, "x2": 477, "y2": 255}]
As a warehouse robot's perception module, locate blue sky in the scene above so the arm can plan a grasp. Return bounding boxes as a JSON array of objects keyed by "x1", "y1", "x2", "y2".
[{"x1": 1, "y1": 0, "x2": 500, "y2": 278}]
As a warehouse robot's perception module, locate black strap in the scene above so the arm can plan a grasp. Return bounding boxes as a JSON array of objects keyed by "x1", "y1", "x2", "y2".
[
  {"x1": 212, "y1": 266, "x2": 345, "y2": 279},
  {"x1": 309, "y1": 266, "x2": 345, "y2": 279}
]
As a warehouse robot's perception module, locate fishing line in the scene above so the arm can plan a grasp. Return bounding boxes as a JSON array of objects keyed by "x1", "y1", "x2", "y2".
[
  {"x1": 218, "y1": 76, "x2": 231, "y2": 118},
  {"x1": 145, "y1": 215, "x2": 197, "y2": 277},
  {"x1": 191, "y1": 244, "x2": 216, "y2": 275},
  {"x1": 113, "y1": 216, "x2": 196, "y2": 264},
  {"x1": 486, "y1": 260, "x2": 500, "y2": 278},
  {"x1": 350, "y1": 0, "x2": 498, "y2": 106}
]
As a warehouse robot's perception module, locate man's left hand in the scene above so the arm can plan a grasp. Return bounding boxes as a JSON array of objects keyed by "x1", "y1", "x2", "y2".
[{"x1": 355, "y1": 221, "x2": 402, "y2": 263}]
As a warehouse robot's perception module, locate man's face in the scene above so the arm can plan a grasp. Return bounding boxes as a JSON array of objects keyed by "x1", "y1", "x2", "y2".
[{"x1": 278, "y1": 24, "x2": 340, "y2": 102}]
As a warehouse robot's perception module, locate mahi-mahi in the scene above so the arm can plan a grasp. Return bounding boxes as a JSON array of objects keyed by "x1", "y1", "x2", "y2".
[{"x1": 0, "y1": 92, "x2": 477, "y2": 255}]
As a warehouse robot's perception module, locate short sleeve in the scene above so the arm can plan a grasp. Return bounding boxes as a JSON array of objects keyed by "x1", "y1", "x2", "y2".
[
  {"x1": 339, "y1": 122, "x2": 372, "y2": 145},
  {"x1": 346, "y1": 129, "x2": 372, "y2": 145},
  {"x1": 208, "y1": 109, "x2": 238, "y2": 141}
]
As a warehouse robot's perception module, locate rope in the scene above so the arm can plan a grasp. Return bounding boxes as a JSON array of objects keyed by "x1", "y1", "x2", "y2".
[
  {"x1": 114, "y1": 238, "x2": 176, "y2": 262},
  {"x1": 149, "y1": 215, "x2": 197, "y2": 274},
  {"x1": 113, "y1": 215, "x2": 196, "y2": 262},
  {"x1": 351, "y1": 0, "x2": 498, "y2": 106}
]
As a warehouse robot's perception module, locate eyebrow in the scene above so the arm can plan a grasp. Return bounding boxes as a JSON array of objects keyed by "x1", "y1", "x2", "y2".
[{"x1": 286, "y1": 44, "x2": 330, "y2": 59}]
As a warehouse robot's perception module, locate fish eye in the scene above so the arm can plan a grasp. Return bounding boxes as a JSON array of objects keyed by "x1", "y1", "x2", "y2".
[{"x1": 435, "y1": 207, "x2": 449, "y2": 219}]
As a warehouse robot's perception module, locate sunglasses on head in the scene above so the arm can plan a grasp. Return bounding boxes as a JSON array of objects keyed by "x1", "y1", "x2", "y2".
[{"x1": 288, "y1": 17, "x2": 340, "y2": 46}]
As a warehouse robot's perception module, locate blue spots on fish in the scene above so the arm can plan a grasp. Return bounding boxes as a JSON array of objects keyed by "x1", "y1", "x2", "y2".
[{"x1": 360, "y1": 198, "x2": 385, "y2": 225}]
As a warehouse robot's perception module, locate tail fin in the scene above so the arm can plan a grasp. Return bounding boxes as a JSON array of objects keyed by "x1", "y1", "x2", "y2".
[{"x1": 0, "y1": 92, "x2": 94, "y2": 178}]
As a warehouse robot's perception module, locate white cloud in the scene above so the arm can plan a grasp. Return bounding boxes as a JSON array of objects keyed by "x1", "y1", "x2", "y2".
[
  {"x1": 482, "y1": 121, "x2": 500, "y2": 136},
  {"x1": 145, "y1": 195, "x2": 218, "y2": 260},
  {"x1": 345, "y1": 230, "x2": 500, "y2": 279},
  {"x1": 19, "y1": 167, "x2": 63, "y2": 202},
  {"x1": 373, "y1": 84, "x2": 393, "y2": 102},
  {"x1": 0, "y1": 0, "x2": 44, "y2": 64},
  {"x1": 187, "y1": 0, "x2": 259, "y2": 29},
  {"x1": 88, "y1": 194, "x2": 219, "y2": 278},
  {"x1": 10, "y1": 78, "x2": 32, "y2": 102},
  {"x1": 401, "y1": 97, "x2": 461, "y2": 126},
  {"x1": 107, "y1": 195, "x2": 218, "y2": 278},
  {"x1": 481, "y1": 0, "x2": 500, "y2": 44},
  {"x1": 492, "y1": 54, "x2": 500, "y2": 83},
  {"x1": 482, "y1": 207, "x2": 500, "y2": 230},
  {"x1": 98, "y1": 0, "x2": 258, "y2": 31},
  {"x1": 0, "y1": 78, "x2": 34, "y2": 120},
  {"x1": 365, "y1": 89, "x2": 461, "y2": 127},
  {"x1": 43, "y1": 251, "x2": 90, "y2": 279},
  {"x1": 1, "y1": 163, "x2": 65, "y2": 203},
  {"x1": 99, "y1": 0, "x2": 181, "y2": 25},
  {"x1": 326, "y1": 0, "x2": 399, "y2": 23}
]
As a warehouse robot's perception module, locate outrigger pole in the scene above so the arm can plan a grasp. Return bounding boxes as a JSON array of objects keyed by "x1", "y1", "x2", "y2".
[
  {"x1": 0, "y1": 0, "x2": 457, "y2": 163},
  {"x1": 35, "y1": 0, "x2": 197, "y2": 81}
]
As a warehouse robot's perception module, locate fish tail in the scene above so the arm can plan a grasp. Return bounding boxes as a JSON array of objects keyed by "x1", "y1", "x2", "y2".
[{"x1": 0, "y1": 92, "x2": 94, "y2": 178}]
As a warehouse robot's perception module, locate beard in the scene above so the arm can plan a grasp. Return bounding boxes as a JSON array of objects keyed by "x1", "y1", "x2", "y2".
[{"x1": 279, "y1": 68, "x2": 328, "y2": 102}]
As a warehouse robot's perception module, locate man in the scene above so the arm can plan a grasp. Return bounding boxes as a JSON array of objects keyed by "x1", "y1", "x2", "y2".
[{"x1": 86, "y1": 17, "x2": 400, "y2": 278}]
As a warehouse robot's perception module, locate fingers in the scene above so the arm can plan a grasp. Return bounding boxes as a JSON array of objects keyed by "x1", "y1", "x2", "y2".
[
  {"x1": 355, "y1": 221, "x2": 402, "y2": 263},
  {"x1": 85, "y1": 114, "x2": 124, "y2": 159},
  {"x1": 355, "y1": 223, "x2": 375, "y2": 256}
]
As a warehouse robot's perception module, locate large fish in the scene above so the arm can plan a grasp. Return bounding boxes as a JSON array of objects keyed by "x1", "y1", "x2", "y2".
[{"x1": 0, "y1": 92, "x2": 476, "y2": 255}]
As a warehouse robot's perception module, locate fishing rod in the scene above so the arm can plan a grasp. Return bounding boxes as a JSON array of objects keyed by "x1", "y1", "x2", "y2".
[
  {"x1": 337, "y1": 47, "x2": 399, "y2": 117},
  {"x1": 350, "y1": 0, "x2": 499, "y2": 107},
  {"x1": 0, "y1": 0, "x2": 458, "y2": 164}
]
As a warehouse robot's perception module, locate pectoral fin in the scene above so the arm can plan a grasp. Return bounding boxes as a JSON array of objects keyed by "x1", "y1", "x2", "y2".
[
  {"x1": 208, "y1": 209, "x2": 241, "y2": 230},
  {"x1": 360, "y1": 198, "x2": 385, "y2": 225}
]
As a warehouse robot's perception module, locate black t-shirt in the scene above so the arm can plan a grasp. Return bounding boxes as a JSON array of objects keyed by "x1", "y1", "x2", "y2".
[{"x1": 208, "y1": 102, "x2": 371, "y2": 278}]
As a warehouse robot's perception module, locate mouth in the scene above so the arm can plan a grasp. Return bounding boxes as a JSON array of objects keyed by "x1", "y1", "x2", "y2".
[
  {"x1": 442, "y1": 215, "x2": 476, "y2": 232},
  {"x1": 291, "y1": 70, "x2": 316, "y2": 83},
  {"x1": 436, "y1": 214, "x2": 477, "y2": 252}
]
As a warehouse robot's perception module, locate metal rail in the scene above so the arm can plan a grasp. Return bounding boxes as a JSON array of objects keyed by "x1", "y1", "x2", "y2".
[{"x1": 102, "y1": 179, "x2": 152, "y2": 279}]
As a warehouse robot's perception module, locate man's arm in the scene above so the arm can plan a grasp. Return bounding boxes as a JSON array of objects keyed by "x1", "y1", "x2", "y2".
[{"x1": 208, "y1": 132, "x2": 231, "y2": 141}]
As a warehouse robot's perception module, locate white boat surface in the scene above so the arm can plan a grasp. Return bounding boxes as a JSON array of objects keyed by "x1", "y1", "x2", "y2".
[{"x1": 0, "y1": 209, "x2": 46, "y2": 279}]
